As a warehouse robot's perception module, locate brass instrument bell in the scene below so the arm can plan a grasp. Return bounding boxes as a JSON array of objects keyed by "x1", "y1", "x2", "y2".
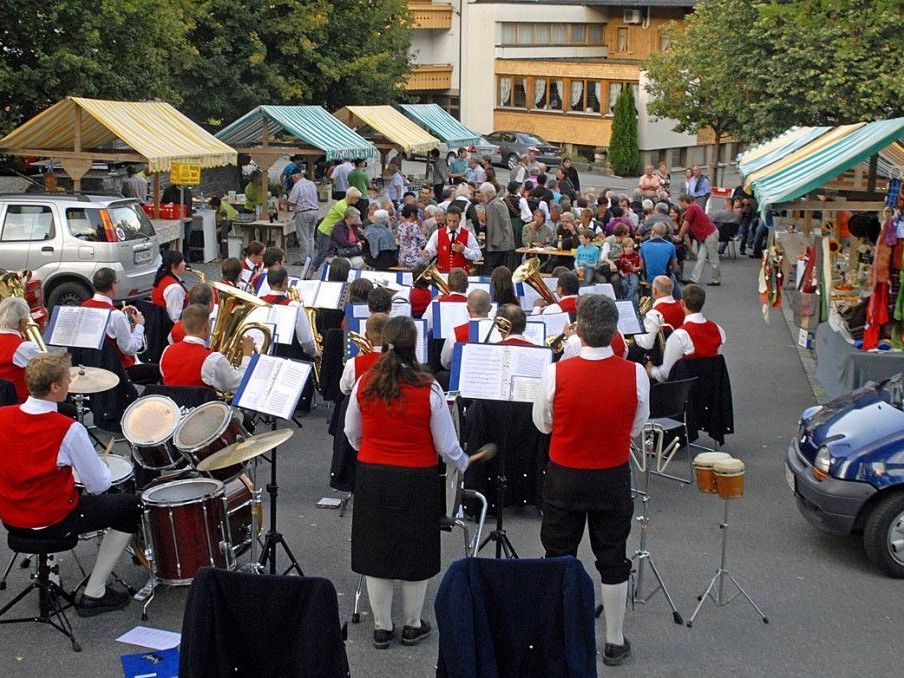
[
  {"x1": 512, "y1": 258, "x2": 557, "y2": 305},
  {"x1": 414, "y1": 261, "x2": 450, "y2": 296}
]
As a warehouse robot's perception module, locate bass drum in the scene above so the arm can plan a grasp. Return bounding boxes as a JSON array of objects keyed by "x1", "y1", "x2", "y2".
[{"x1": 173, "y1": 401, "x2": 249, "y2": 481}]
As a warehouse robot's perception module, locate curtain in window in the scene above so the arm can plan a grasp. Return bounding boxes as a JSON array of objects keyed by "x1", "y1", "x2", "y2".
[
  {"x1": 551, "y1": 80, "x2": 563, "y2": 109},
  {"x1": 499, "y1": 77, "x2": 512, "y2": 106},
  {"x1": 608, "y1": 83, "x2": 622, "y2": 113},
  {"x1": 594, "y1": 81, "x2": 602, "y2": 112},
  {"x1": 534, "y1": 78, "x2": 547, "y2": 107},
  {"x1": 571, "y1": 80, "x2": 584, "y2": 110}
]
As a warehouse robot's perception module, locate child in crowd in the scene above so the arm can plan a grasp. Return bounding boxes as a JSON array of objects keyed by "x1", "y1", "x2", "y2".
[
  {"x1": 618, "y1": 238, "x2": 642, "y2": 300},
  {"x1": 574, "y1": 231, "x2": 601, "y2": 285}
]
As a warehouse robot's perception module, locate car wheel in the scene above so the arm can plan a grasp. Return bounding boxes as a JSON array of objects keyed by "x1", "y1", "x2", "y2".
[
  {"x1": 863, "y1": 492, "x2": 904, "y2": 577},
  {"x1": 47, "y1": 281, "x2": 91, "y2": 308},
  {"x1": 506, "y1": 153, "x2": 518, "y2": 170}
]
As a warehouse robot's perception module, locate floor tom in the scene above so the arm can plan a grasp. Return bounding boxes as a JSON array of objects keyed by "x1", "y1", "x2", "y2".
[{"x1": 173, "y1": 401, "x2": 248, "y2": 481}]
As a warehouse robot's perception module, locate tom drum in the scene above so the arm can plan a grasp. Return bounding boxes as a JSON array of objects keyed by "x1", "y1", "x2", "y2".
[{"x1": 122, "y1": 395, "x2": 183, "y2": 470}]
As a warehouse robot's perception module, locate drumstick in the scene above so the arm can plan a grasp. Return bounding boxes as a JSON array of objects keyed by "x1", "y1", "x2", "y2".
[
  {"x1": 469, "y1": 443, "x2": 497, "y2": 464},
  {"x1": 102, "y1": 438, "x2": 114, "y2": 461}
]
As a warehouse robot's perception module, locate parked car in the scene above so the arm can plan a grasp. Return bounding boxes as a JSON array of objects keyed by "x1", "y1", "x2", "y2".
[
  {"x1": 409, "y1": 136, "x2": 503, "y2": 168},
  {"x1": 484, "y1": 131, "x2": 562, "y2": 170},
  {"x1": 786, "y1": 375, "x2": 904, "y2": 577},
  {"x1": 0, "y1": 268, "x2": 49, "y2": 331},
  {"x1": 0, "y1": 193, "x2": 161, "y2": 308}
]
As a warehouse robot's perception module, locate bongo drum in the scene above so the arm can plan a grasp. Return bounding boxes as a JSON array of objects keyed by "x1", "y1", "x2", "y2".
[
  {"x1": 692, "y1": 452, "x2": 731, "y2": 494},
  {"x1": 714, "y1": 458, "x2": 745, "y2": 500}
]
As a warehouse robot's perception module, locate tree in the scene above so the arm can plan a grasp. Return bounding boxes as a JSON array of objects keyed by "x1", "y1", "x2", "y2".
[{"x1": 608, "y1": 86, "x2": 640, "y2": 177}]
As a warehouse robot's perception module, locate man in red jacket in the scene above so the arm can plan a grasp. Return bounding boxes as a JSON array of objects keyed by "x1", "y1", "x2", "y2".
[
  {"x1": 533, "y1": 294, "x2": 649, "y2": 666},
  {"x1": 0, "y1": 353, "x2": 141, "y2": 616},
  {"x1": 677, "y1": 194, "x2": 721, "y2": 286}
]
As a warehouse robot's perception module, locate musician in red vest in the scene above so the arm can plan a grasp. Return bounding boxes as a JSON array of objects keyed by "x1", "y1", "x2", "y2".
[
  {"x1": 421, "y1": 204, "x2": 481, "y2": 273},
  {"x1": 259, "y1": 267, "x2": 318, "y2": 357},
  {"x1": 408, "y1": 262, "x2": 433, "y2": 318},
  {"x1": 150, "y1": 250, "x2": 188, "y2": 322},
  {"x1": 439, "y1": 289, "x2": 491, "y2": 369},
  {"x1": 159, "y1": 304, "x2": 252, "y2": 392},
  {"x1": 648, "y1": 283, "x2": 726, "y2": 383},
  {"x1": 0, "y1": 296, "x2": 45, "y2": 402},
  {"x1": 533, "y1": 294, "x2": 649, "y2": 667},
  {"x1": 424, "y1": 268, "x2": 469, "y2": 336},
  {"x1": 340, "y1": 312, "x2": 389, "y2": 395},
  {"x1": 495, "y1": 304, "x2": 536, "y2": 346},
  {"x1": 241, "y1": 241, "x2": 265, "y2": 291},
  {"x1": 562, "y1": 317, "x2": 629, "y2": 359},
  {"x1": 168, "y1": 284, "x2": 214, "y2": 344},
  {"x1": 344, "y1": 316, "x2": 469, "y2": 649},
  {"x1": 0, "y1": 353, "x2": 142, "y2": 616},
  {"x1": 533, "y1": 270, "x2": 580, "y2": 319},
  {"x1": 634, "y1": 275, "x2": 684, "y2": 354}
]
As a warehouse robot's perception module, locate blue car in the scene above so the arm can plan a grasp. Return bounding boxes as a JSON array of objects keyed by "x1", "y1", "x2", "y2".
[{"x1": 786, "y1": 375, "x2": 904, "y2": 577}]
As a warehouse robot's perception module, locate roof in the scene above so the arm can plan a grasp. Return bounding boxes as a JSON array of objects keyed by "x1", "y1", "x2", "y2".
[
  {"x1": 215, "y1": 106, "x2": 376, "y2": 161},
  {"x1": 0, "y1": 97, "x2": 236, "y2": 173},
  {"x1": 333, "y1": 106, "x2": 440, "y2": 154},
  {"x1": 399, "y1": 104, "x2": 480, "y2": 147},
  {"x1": 738, "y1": 118, "x2": 904, "y2": 209}
]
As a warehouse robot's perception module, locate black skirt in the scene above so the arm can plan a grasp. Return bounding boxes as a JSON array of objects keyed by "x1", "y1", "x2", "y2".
[{"x1": 352, "y1": 462, "x2": 441, "y2": 581}]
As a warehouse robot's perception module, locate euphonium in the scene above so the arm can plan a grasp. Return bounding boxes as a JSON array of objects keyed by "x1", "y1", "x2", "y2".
[
  {"x1": 210, "y1": 282, "x2": 273, "y2": 367},
  {"x1": 348, "y1": 331, "x2": 373, "y2": 354},
  {"x1": 414, "y1": 260, "x2": 450, "y2": 296},
  {"x1": 512, "y1": 257, "x2": 557, "y2": 305},
  {"x1": 0, "y1": 270, "x2": 47, "y2": 351},
  {"x1": 186, "y1": 266, "x2": 206, "y2": 285}
]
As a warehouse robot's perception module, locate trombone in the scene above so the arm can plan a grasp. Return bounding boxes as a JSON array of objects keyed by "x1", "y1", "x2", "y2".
[{"x1": 481, "y1": 316, "x2": 512, "y2": 343}]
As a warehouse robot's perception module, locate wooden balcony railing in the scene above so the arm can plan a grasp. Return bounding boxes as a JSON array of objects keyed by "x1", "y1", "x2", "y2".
[
  {"x1": 405, "y1": 64, "x2": 453, "y2": 91},
  {"x1": 409, "y1": 2, "x2": 453, "y2": 30}
]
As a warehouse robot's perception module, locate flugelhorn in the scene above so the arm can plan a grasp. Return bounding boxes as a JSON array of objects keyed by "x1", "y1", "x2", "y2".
[
  {"x1": 0, "y1": 269, "x2": 46, "y2": 351},
  {"x1": 210, "y1": 282, "x2": 273, "y2": 368},
  {"x1": 414, "y1": 260, "x2": 450, "y2": 296},
  {"x1": 512, "y1": 257, "x2": 557, "y2": 305},
  {"x1": 547, "y1": 322, "x2": 577, "y2": 353}
]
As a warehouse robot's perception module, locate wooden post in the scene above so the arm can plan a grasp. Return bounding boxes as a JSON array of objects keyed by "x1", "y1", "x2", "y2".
[
  {"x1": 72, "y1": 105, "x2": 83, "y2": 191},
  {"x1": 867, "y1": 153, "x2": 878, "y2": 195},
  {"x1": 152, "y1": 174, "x2": 161, "y2": 219},
  {"x1": 262, "y1": 119, "x2": 269, "y2": 148}
]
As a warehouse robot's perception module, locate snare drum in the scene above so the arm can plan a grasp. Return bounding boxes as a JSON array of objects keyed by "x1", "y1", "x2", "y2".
[
  {"x1": 173, "y1": 401, "x2": 249, "y2": 481},
  {"x1": 692, "y1": 452, "x2": 731, "y2": 494},
  {"x1": 140, "y1": 477, "x2": 231, "y2": 585},
  {"x1": 122, "y1": 395, "x2": 183, "y2": 470},
  {"x1": 714, "y1": 458, "x2": 745, "y2": 500},
  {"x1": 73, "y1": 455, "x2": 135, "y2": 495}
]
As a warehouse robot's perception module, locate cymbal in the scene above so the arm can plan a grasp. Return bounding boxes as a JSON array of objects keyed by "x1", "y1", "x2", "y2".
[
  {"x1": 196, "y1": 429, "x2": 294, "y2": 472},
  {"x1": 68, "y1": 366, "x2": 120, "y2": 394}
]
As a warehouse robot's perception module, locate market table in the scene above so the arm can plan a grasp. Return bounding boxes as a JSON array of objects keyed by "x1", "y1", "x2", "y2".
[
  {"x1": 232, "y1": 217, "x2": 295, "y2": 249},
  {"x1": 815, "y1": 322, "x2": 904, "y2": 399},
  {"x1": 151, "y1": 218, "x2": 185, "y2": 252},
  {"x1": 515, "y1": 247, "x2": 576, "y2": 257}
]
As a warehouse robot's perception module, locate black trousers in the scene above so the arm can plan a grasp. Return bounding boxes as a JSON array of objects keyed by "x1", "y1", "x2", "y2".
[
  {"x1": 7, "y1": 493, "x2": 142, "y2": 540},
  {"x1": 483, "y1": 250, "x2": 511, "y2": 273},
  {"x1": 541, "y1": 461, "x2": 633, "y2": 584}
]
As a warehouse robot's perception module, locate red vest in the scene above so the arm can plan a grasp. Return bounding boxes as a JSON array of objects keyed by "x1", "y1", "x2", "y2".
[
  {"x1": 151, "y1": 274, "x2": 188, "y2": 311},
  {"x1": 356, "y1": 374, "x2": 435, "y2": 468},
  {"x1": 438, "y1": 293, "x2": 467, "y2": 303},
  {"x1": 655, "y1": 299, "x2": 685, "y2": 330},
  {"x1": 169, "y1": 320, "x2": 186, "y2": 343},
  {"x1": 611, "y1": 331, "x2": 627, "y2": 358},
  {"x1": 500, "y1": 337, "x2": 534, "y2": 347},
  {"x1": 410, "y1": 287, "x2": 432, "y2": 318},
  {"x1": 81, "y1": 298, "x2": 136, "y2": 368},
  {"x1": 354, "y1": 351, "x2": 381, "y2": 378},
  {"x1": 261, "y1": 293, "x2": 291, "y2": 306},
  {"x1": 453, "y1": 322, "x2": 470, "y2": 343},
  {"x1": 437, "y1": 229, "x2": 471, "y2": 273},
  {"x1": 557, "y1": 295, "x2": 578, "y2": 318},
  {"x1": 0, "y1": 406, "x2": 78, "y2": 528},
  {"x1": 160, "y1": 341, "x2": 210, "y2": 387},
  {"x1": 0, "y1": 334, "x2": 29, "y2": 402},
  {"x1": 682, "y1": 320, "x2": 722, "y2": 358},
  {"x1": 550, "y1": 356, "x2": 637, "y2": 469}
]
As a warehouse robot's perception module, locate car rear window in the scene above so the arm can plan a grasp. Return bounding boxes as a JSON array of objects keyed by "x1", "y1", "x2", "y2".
[
  {"x1": 519, "y1": 134, "x2": 547, "y2": 145},
  {"x1": 67, "y1": 205, "x2": 154, "y2": 242}
]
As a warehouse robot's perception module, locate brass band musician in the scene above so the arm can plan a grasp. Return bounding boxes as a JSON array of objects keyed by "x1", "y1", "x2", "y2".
[{"x1": 0, "y1": 297, "x2": 46, "y2": 403}]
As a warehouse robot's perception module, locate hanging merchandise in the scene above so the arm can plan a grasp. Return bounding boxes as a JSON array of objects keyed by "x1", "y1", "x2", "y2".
[{"x1": 758, "y1": 243, "x2": 784, "y2": 321}]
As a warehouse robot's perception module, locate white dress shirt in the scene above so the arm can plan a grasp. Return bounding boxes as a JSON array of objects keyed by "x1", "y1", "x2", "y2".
[
  {"x1": 634, "y1": 296, "x2": 677, "y2": 351},
  {"x1": 20, "y1": 397, "x2": 111, "y2": 495},
  {"x1": 339, "y1": 347, "x2": 382, "y2": 395},
  {"x1": 286, "y1": 299, "x2": 318, "y2": 356},
  {"x1": 344, "y1": 381, "x2": 469, "y2": 474},
  {"x1": 162, "y1": 278, "x2": 187, "y2": 322},
  {"x1": 532, "y1": 345, "x2": 649, "y2": 437},
  {"x1": 468, "y1": 165, "x2": 486, "y2": 185},
  {"x1": 331, "y1": 161, "x2": 354, "y2": 193},
  {"x1": 561, "y1": 332, "x2": 627, "y2": 360},
  {"x1": 91, "y1": 293, "x2": 144, "y2": 356},
  {"x1": 651, "y1": 313, "x2": 726, "y2": 383},
  {"x1": 518, "y1": 196, "x2": 533, "y2": 223},
  {"x1": 0, "y1": 328, "x2": 43, "y2": 366},
  {"x1": 533, "y1": 294, "x2": 578, "y2": 316},
  {"x1": 164, "y1": 336, "x2": 251, "y2": 393},
  {"x1": 423, "y1": 227, "x2": 482, "y2": 263}
]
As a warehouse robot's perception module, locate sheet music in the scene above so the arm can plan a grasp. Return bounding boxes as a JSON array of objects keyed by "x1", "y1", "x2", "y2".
[
  {"x1": 510, "y1": 375, "x2": 541, "y2": 402},
  {"x1": 451, "y1": 343, "x2": 552, "y2": 402},
  {"x1": 313, "y1": 281, "x2": 345, "y2": 309},
  {"x1": 247, "y1": 305, "x2": 298, "y2": 345},
  {"x1": 517, "y1": 277, "x2": 559, "y2": 310},
  {"x1": 414, "y1": 318, "x2": 427, "y2": 363},
  {"x1": 579, "y1": 283, "x2": 616, "y2": 299},
  {"x1": 535, "y1": 311, "x2": 569, "y2": 338},
  {"x1": 465, "y1": 282, "x2": 491, "y2": 296},
  {"x1": 615, "y1": 299, "x2": 644, "y2": 335},
  {"x1": 46, "y1": 306, "x2": 110, "y2": 349},
  {"x1": 232, "y1": 354, "x2": 312, "y2": 419},
  {"x1": 347, "y1": 303, "x2": 370, "y2": 320},
  {"x1": 432, "y1": 302, "x2": 470, "y2": 339},
  {"x1": 359, "y1": 270, "x2": 398, "y2": 287},
  {"x1": 390, "y1": 298, "x2": 412, "y2": 317},
  {"x1": 398, "y1": 272, "x2": 414, "y2": 286},
  {"x1": 295, "y1": 280, "x2": 321, "y2": 306},
  {"x1": 256, "y1": 274, "x2": 302, "y2": 298},
  {"x1": 470, "y1": 319, "x2": 546, "y2": 345}
]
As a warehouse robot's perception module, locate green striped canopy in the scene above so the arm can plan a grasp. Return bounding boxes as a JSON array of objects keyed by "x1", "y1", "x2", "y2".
[
  {"x1": 216, "y1": 106, "x2": 376, "y2": 160},
  {"x1": 399, "y1": 104, "x2": 480, "y2": 147}
]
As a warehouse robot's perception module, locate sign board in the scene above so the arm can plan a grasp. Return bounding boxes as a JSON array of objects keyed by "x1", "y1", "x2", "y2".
[{"x1": 170, "y1": 162, "x2": 201, "y2": 185}]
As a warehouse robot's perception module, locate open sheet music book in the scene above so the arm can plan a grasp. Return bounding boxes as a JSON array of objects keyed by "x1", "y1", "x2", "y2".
[
  {"x1": 533, "y1": 311, "x2": 570, "y2": 339},
  {"x1": 468, "y1": 319, "x2": 547, "y2": 345},
  {"x1": 517, "y1": 277, "x2": 559, "y2": 310},
  {"x1": 449, "y1": 343, "x2": 553, "y2": 402},
  {"x1": 578, "y1": 283, "x2": 616, "y2": 299},
  {"x1": 615, "y1": 299, "x2": 644, "y2": 335},
  {"x1": 255, "y1": 273, "x2": 302, "y2": 298},
  {"x1": 246, "y1": 305, "x2": 298, "y2": 345},
  {"x1": 431, "y1": 301, "x2": 498, "y2": 339},
  {"x1": 347, "y1": 317, "x2": 427, "y2": 361},
  {"x1": 293, "y1": 281, "x2": 346, "y2": 309},
  {"x1": 232, "y1": 354, "x2": 312, "y2": 419},
  {"x1": 45, "y1": 306, "x2": 111, "y2": 349}
]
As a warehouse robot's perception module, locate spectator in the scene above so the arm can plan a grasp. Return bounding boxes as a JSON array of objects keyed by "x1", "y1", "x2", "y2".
[
  {"x1": 347, "y1": 158, "x2": 370, "y2": 195},
  {"x1": 330, "y1": 159, "x2": 354, "y2": 200},
  {"x1": 637, "y1": 164, "x2": 660, "y2": 199},
  {"x1": 397, "y1": 204, "x2": 426, "y2": 269},
  {"x1": 688, "y1": 165, "x2": 711, "y2": 208},
  {"x1": 385, "y1": 163, "x2": 407, "y2": 207},
  {"x1": 328, "y1": 206, "x2": 365, "y2": 269},
  {"x1": 638, "y1": 201, "x2": 673, "y2": 239},
  {"x1": 556, "y1": 167, "x2": 576, "y2": 202},
  {"x1": 607, "y1": 206, "x2": 634, "y2": 238},
  {"x1": 682, "y1": 167, "x2": 694, "y2": 195},
  {"x1": 618, "y1": 238, "x2": 642, "y2": 299},
  {"x1": 467, "y1": 156, "x2": 486, "y2": 185},
  {"x1": 640, "y1": 222, "x2": 679, "y2": 283},
  {"x1": 449, "y1": 148, "x2": 469, "y2": 184},
  {"x1": 656, "y1": 162, "x2": 671, "y2": 195},
  {"x1": 574, "y1": 231, "x2": 600, "y2": 286},
  {"x1": 120, "y1": 165, "x2": 147, "y2": 203},
  {"x1": 710, "y1": 197, "x2": 741, "y2": 254},
  {"x1": 479, "y1": 182, "x2": 514, "y2": 270},
  {"x1": 363, "y1": 209, "x2": 398, "y2": 269},
  {"x1": 280, "y1": 155, "x2": 303, "y2": 192},
  {"x1": 562, "y1": 157, "x2": 581, "y2": 193},
  {"x1": 677, "y1": 194, "x2": 720, "y2": 286},
  {"x1": 510, "y1": 154, "x2": 530, "y2": 185},
  {"x1": 522, "y1": 210, "x2": 554, "y2": 249}
]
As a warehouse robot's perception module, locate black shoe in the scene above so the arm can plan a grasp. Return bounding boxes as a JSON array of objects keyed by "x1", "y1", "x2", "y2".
[
  {"x1": 401, "y1": 619, "x2": 432, "y2": 646},
  {"x1": 76, "y1": 586, "x2": 130, "y2": 617},
  {"x1": 373, "y1": 625, "x2": 396, "y2": 650},
  {"x1": 749, "y1": 253, "x2": 760, "y2": 259},
  {"x1": 603, "y1": 637, "x2": 631, "y2": 666},
  {"x1": 739, "y1": 248, "x2": 746, "y2": 255},
  {"x1": 681, "y1": 279, "x2": 695, "y2": 285},
  {"x1": 706, "y1": 281, "x2": 721, "y2": 287}
]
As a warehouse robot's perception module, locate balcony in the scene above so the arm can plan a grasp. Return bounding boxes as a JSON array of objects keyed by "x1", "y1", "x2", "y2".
[
  {"x1": 409, "y1": 2, "x2": 453, "y2": 30},
  {"x1": 405, "y1": 64, "x2": 453, "y2": 91}
]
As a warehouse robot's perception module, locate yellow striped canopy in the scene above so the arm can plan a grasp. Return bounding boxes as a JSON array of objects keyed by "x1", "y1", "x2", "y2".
[
  {"x1": 333, "y1": 105, "x2": 439, "y2": 154},
  {"x1": 0, "y1": 97, "x2": 237, "y2": 173}
]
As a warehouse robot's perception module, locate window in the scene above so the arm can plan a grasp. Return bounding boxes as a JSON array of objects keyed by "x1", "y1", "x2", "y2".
[
  {"x1": 516, "y1": 23, "x2": 534, "y2": 45},
  {"x1": 502, "y1": 23, "x2": 516, "y2": 44},
  {"x1": 617, "y1": 27, "x2": 629, "y2": 52},
  {"x1": 1, "y1": 205, "x2": 54, "y2": 241},
  {"x1": 534, "y1": 78, "x2": 548, "y2": 109},
  {"x1": 659, "y1": 30, "x2": 671, "y2": 52},
  {"x1": 498, "y1": 76, "x2": 513, "y2": 107},
  {"x1": 549, "y1": 79, "x2": 564, "y2": 111},
  {"x1": 67, "y1": 206, "x2": 154, "y2": 242},
  {"x1": 535, "y1": 23, "x2": 550, "y2": 44},
  {"x1": 512, "y1": 77, "x2": 527, "y2": 108},
  {"x1": 567, "y1": 80, "x2": 602, "y2": 114},
  {"x1": 570, "y1": 24, "x2": 586, "y2": 43},
  {"x1": 550, "y1": 23, "x2": 566, "y2": 44},
  {"x1": 607, "y1": 82, "x2": 639, "y2": 114},
  {"x1": 499, "y1": 22, "x2": 606, "y2": 46},
  {"x1": 588, "y1": 24, "x2": 603, "y2": 44}
]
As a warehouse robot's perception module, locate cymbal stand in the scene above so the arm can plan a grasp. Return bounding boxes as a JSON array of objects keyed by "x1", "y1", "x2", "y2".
[
  {"x1": 257, "y1": 416, "x2": 304, "y2": 576},
  {"x1": 70, "y1": 392, "x2": 108, "y2": 450},
  {"x1": 686, "y1": 498, "x2": 768, "y2": 628}
]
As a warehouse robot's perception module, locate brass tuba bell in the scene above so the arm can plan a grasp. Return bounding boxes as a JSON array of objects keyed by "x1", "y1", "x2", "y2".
[
  {"x1": 414, "y1": 260, "x2": 450, "y2": 296},
  {"x1": 348, "y1": 330, "x2": 373, "y2": 354},
  {"x1": 0, "y1": 269, "x2": 47, "y2": 351},
  {"x1": 512, "y1": 257, "x2": 557, "y2": 306},
  {"x1": 210, "y1": 282, "x2": 273, "y2": 368}
]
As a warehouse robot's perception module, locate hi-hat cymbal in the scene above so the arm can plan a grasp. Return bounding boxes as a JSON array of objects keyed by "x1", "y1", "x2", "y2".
[
  {"x1": 68, "y1": 366, "x2": 120, "y2": 394},
  {"x1": 196, "y1": 429, "x2": 294, "y2": 472}
]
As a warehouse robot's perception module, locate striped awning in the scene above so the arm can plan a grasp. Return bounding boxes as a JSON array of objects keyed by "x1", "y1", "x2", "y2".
[
  {"x1": 0, "y1": 97, "x2": 236, "y2": 173},
  {"x1": 398, "y1": 104, "x2": 480, "y2": 147},
  {"x1": 737, "y1": 126, "x2": 831, "y2": 178},
  {"x1": 333, "y1": 106, "x2": 439, "y2": 154},
  {"x1": 743, "y1": 117, "x2": 904, "y2": 209},
  {"x1": 215, "y1": 106, "x2": 376, "y2": 161}
]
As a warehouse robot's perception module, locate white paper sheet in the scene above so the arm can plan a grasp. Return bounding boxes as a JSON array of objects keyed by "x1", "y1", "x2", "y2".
[
  {"x1": 452, "y1": 343, "x2": 552, "y2": 402},
  {"x1": 115, "y1": 626, "x2": 181, "y2": 650},
  {"x1": 313, "y1": 281, "x2": 346, "y2": 309},
  {"x1": 234, "y1": 355, "x2": 312, "y2": 419},
  {"x1": 616, "y1": 299, "x2": 644, "y2": 335},
  {"x1": 47, "y1": 306, "x2": 110, "y2": 349},
  {"x1": 578, "y1": 283, "x2": 616, "y2": 299},
  {"x1": 471, "y1": 319, "x2": 546, "y2": 345},
  {"x1": 246, "y1": 305, "x2": 299, "y2": 345},
  {"x1": 534, "y1": 311, "x2": 570, "y2": 339}
]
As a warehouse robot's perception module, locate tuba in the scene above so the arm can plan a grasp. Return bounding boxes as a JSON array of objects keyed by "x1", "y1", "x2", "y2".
[
  {"x1": 348, "y1": 331, "x2": 373, "y2": 354},
  {"x1": 414, "y1": 260, "x2": 450, "y2": 296},
  {"x1": 512, "y1": 258, "x2": 557, "y2": 305},
  {"x1": 0, "y1": 270, "x2": 47, "y2": 351},
  {"x1": 210, "y1": 282, "x2": 273, "y2": 367}
]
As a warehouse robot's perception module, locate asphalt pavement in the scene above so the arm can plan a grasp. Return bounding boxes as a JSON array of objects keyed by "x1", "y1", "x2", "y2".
[{"x1": 0, "y1": 253, "x2": 900, "y2": 677}]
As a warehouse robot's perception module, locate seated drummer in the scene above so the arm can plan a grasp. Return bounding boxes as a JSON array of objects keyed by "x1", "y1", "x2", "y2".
[
  {"x1": 0, "y1": 353, "x2": 142, "y2": 616},
  {"x1": 159, "y1": 304, "x2": 253, "y2": 393},
  {"x1": 495, "y1": 304, "x2": 536, "y2": 346},
  {"x1": 340, "y1": 313, "x2": 389, "y2": 395},
  {"x1": 533, "y1": 270, "x2": 580, "y2": 319},
  {"x1": 0, "y1": 296, "x2": 46, "y2": 402},
  {"x1": 168, "y1": 283, "x2": 214, "y2": 344},
  {"x1": 440, "y1": 289, "x2": 490, "y2": 370},
  {"x1": 260, "y1": 268, "x2": 319, "y2": 357}
]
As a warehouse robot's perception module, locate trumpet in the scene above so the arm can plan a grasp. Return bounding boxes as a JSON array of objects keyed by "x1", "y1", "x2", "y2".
[
  {"x1": 414, "y1": 260, "x2": 450, "y2": 296},
  {"x1": 348, "y1": 330, "x2": 373, "y2": 354},
  {"x1": 512, "y1": 257, "x2": 557, "y2": 305},
  {"x1": 547, "y1": 322, "x2": 577, "y2": 353}
]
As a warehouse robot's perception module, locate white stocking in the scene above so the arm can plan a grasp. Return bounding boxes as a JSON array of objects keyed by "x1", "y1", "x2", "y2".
[
  {"x1": 600, "y1": 581, "x2": 628, "y2": 646},
  {"x1": 401, "y1": 579, "x2": 429, "y2": 628},
  {"x1": 365, "y1": 576, "x2": 394, "y2": 631},
  {"x1": 84, "y1": 529, "x2": 131, "y2": 599}
]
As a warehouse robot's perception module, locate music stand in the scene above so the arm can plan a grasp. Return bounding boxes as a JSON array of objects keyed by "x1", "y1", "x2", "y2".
[{"x1": 475, "y1": 401, "x2": 519, "y2": 559}]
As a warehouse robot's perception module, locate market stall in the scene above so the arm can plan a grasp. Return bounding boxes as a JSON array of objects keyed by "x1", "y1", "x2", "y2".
[
  {"x1": 332, "y1": 105, "x2": 440, "y2": 167},
  {"x1": 398, "y1": 103, "x2": 480, "y2": 149}
]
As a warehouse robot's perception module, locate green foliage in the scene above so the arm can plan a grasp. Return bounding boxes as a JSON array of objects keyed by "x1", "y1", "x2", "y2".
[{"x1": 608, "y1": 87, "x2": 640, "y2": 177}]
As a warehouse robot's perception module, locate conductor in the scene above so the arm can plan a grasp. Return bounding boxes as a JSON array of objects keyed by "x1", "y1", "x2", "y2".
[{"x1": 532, "y1": 294, "x2": 649, "y2": 666}]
